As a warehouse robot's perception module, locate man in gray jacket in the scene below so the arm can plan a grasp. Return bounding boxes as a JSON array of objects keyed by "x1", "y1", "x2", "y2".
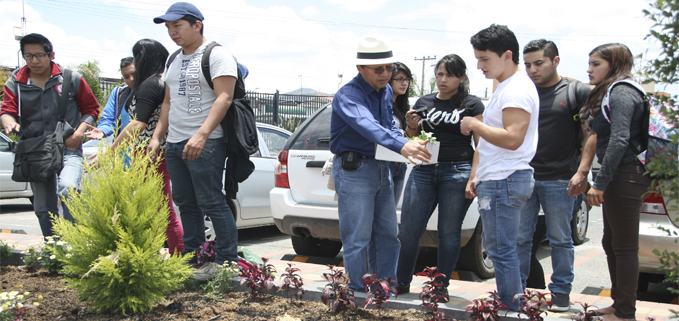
[{"x1": 1, "y1": 33, "x2": 100, "y2": 236}]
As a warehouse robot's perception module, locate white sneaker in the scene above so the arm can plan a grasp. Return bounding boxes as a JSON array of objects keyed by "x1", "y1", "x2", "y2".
[{"x1": 191, "y1": 262, "x2": 221, "y2": 281}]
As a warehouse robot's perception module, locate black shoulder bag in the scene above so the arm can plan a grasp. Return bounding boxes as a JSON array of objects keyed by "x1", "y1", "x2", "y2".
[{"x1": 12, "y1": 69, "x2": 72, "y2": 182}]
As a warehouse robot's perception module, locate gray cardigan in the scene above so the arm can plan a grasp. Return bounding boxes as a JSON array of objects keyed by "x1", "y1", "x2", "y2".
[{"x1": 592, "y1": 83, "x2": 645, "y2": 191}]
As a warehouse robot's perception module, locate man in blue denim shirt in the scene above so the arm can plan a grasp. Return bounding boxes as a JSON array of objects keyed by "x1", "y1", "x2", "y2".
[
  {"x1": 330, "y1": 36, "x2": 431, "y2": 292},
  {"x1": 461, "y1": 25, "x2": 540, "y2": 311}
]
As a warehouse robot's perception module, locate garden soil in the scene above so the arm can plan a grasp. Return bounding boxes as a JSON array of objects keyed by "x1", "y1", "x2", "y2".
[{"x1": 1, "y1": 265, "x2": 427, "y2": 320}]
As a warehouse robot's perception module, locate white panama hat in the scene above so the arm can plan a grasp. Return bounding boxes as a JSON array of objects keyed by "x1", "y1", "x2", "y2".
[{"x1": 356, "y1": 36, "x2": 396, "y2": 65}]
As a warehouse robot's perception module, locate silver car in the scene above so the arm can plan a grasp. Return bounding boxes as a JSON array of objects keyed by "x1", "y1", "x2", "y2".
[{"x1": 638, "y1": 187, "x2": 679, "y2": 290}]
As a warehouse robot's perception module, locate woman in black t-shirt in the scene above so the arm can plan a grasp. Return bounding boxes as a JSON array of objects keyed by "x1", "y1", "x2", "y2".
[
  {"x1": 396, "y1": 54, "x2": 484, "y2": 297},
  {"x1": 109, "y1": 39, "x2": 184, "y2": 256}
]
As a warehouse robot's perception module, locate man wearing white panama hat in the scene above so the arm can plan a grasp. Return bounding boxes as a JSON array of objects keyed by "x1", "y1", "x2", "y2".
[{"x1": 330, "y1": 36, "x2": 432, "y2": 292}]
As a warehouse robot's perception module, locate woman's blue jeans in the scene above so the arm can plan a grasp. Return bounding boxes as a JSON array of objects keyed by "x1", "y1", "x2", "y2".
[{"x1": 397, "y1": 161, "x2": 473, "y2": 287}]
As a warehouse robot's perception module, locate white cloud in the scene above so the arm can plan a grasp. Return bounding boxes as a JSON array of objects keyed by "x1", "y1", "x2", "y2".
[
  {"x1": 300, "y1": 6, "x2": 319, "y2": 17},
  {"x1": 326, "y1": 0, "x2": 390, "y2": 13},
  {"x1": 0, "y1": 0, "x2": 674, "y2": 96}
]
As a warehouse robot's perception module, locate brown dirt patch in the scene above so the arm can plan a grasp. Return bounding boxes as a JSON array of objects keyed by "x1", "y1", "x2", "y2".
[{"x1": 1, "y1": 265, "x2": 427, "y2": 320}]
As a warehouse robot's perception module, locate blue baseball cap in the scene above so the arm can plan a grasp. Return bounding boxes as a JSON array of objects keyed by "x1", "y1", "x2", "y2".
[{"x1": 154, "y1": 2, "x2": 204, "y2": 24}]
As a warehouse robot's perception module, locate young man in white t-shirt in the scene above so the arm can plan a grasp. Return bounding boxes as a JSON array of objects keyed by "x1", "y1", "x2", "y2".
[
  {"x1": 149, "y1": 2, "x2": 239, "y2": 281},
  {"x1": 460, "y1": 24, "x2": 540, "y2": 311}
]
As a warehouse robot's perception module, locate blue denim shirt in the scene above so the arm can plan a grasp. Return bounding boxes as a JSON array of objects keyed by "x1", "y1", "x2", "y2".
[{"x1": 330, "y1": 73, "x2": 407, "y2": 157}]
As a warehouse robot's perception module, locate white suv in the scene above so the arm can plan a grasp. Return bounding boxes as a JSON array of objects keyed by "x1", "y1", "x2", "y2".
[{"x1": 269, "y1": 104, "x2": 494, "y2": 278}]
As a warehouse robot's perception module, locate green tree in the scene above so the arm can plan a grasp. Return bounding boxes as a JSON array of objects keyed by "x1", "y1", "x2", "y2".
[
  {"x1": 76, "y1": 60, "x2": 107, "y2": 113},
  {"x1": 53, "y1": 133, "x2": 193, "y2": 314},
  {"x1": 642, "y1": 0, "x2": 679, "y2": 309}
]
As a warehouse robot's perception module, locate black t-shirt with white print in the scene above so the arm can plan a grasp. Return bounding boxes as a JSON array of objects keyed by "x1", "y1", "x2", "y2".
[
  {"x1": 127, "y1": 75, "x2": 167, "y2": 148},
  {"x1": 413, "y1": 94, "x2": 485, "y2": 162}
]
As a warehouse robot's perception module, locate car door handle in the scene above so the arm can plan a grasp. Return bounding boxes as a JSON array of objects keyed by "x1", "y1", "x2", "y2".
[{"x1": 306, "y1": 161, "x2": 325, "y2": 168}]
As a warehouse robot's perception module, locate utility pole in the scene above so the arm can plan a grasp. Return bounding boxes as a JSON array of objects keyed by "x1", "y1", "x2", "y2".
[{"x1": 414, "y1": 56, "x2": 436, "y2": 96}]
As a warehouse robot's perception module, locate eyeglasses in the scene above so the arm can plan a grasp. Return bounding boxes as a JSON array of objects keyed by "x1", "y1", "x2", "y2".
[
  {"x1": 363, "y1": 64, "x2": 395, "y2": 75},
  {"x1": 22, "y1": 52, "x2": 49, "y2": 60},
  {"x1": 392, "y1": 77, "x2": 411, "y2": 83}
]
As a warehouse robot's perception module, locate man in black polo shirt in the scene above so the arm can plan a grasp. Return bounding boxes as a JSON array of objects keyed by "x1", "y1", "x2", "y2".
[{"x1": 517, "y1": 39, "x2": 594, "y2": 312}]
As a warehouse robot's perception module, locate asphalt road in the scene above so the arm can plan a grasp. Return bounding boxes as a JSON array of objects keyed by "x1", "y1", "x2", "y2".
[{"x1": 1, "y1": 197, "x2": 675, "y2": 302}]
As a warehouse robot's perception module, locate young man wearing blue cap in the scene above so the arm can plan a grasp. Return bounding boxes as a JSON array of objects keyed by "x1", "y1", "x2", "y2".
[{"x1": 149, "y1": 2, "x2": 239, "y2": 281}]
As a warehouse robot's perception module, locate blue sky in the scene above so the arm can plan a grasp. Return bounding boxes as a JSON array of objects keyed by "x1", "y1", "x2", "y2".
[{"x1": 1, "y1": 0, "x2": 674, "y2": 97}]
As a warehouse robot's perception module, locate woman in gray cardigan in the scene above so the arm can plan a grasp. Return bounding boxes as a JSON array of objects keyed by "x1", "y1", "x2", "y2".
[{"x1": 580, "y1": 43, "x2": 651, "y2": 321}]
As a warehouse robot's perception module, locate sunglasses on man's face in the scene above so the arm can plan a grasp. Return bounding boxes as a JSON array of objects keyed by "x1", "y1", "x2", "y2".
[{"x1": 364, "y1": 64, "x2": 395, "y2": 75}]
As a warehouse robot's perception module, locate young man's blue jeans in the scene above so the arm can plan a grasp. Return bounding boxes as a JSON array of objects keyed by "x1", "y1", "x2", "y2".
[
  {"x1": 332, "y1": 157, "x2": 400, "y2": 292},
  {"x1": 476, "y1": 170, "x2": 534, "y2": 311},
  {"x1": 31, "y1": 147, "x2": 83, "y2": 237},
  {"x1": 397, "y1": 161, "x2": 473, "y2": 287},
  {"x1": 517, "y1": 179, "x2": 575, "y2": 295},
  {"x1": 165, "y1": 137, "x2": 238, "y2": 264}
]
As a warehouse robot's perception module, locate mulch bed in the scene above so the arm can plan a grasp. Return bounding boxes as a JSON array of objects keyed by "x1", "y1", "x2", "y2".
[{"x1": 1, "y1": 265, "x2": 427, "y2": 320}]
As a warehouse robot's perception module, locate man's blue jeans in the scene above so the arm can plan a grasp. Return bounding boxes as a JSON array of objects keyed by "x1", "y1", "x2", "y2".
[
  {"x1": 476, "y1": 170, "x2": 534, "y2": 311},
  {"x1": 30, "y1": 147, "x2": 83, "y2": 236},
  {"x1": 165, "y1": 137, "x2": 238, "y2": 264},
  {"x1": 397, "y1": 161, "x2": 473, "y2": 287},
  {"x1": 332, "y1": 157, "x2": 400, "y2": 292},
  {"x1": 517, "y1": 179, "x2": 575, "y2": 295}
]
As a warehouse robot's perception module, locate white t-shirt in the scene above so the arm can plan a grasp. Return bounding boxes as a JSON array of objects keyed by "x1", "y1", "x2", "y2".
[
  {"x1": 162, "y1": 42, "x2": 238, "y2": 143},
  {"x1": 475, "y1": 72, "x2": 540, "y2": 182}
]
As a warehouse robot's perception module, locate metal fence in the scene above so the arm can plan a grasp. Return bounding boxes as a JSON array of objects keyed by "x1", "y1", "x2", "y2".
[{"x1": 246, "y1": 90, "x2": 332, "y2": 126}]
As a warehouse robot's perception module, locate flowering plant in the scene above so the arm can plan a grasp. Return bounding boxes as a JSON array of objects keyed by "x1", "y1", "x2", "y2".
[
  {"x1": 0, "y1": 286, "x2": 41, "y2": 321},
  {"x1": 409, "y1": 130, "x2": 438, "y2": 144},
  {"x1": 40, "y1": 235, "x2": 72, "y2": 274},
  {"x1": 202, "y1": 261, "x2": 240, "y2": 298}
]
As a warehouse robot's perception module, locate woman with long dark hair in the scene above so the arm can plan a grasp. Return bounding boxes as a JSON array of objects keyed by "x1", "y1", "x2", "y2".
[
  {"x1": 108, "y1": 39, "x2": 184, "y2": 256},
  {"x1": 581, "y1": 43, "x2": 651, "y2": 321},
  {"x1": 387, "y1": 62, "x2": 413, "y2": 203},
  {"x1": 396, "y1": 54, "x2": 484, "y2": 298}
]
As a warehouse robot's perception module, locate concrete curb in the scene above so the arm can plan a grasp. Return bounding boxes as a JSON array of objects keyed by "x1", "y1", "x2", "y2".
[{"x1": 226, "y1": 276, "x2": 561, "y2": 321}]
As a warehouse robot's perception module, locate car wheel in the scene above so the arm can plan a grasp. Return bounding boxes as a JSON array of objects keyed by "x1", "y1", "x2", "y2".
[
  {"x1": 458, "y1": 221, "x2": 494, "y2": 279},
  {"x1": 291, "y1": 235, "x2": 342, "y2": 258},
  {"x1": 204, "y1": 216, "x2": 215, "y2": 241},
  {"x1": 571, "y1": 194, "x2": 590, "y2": 245}
]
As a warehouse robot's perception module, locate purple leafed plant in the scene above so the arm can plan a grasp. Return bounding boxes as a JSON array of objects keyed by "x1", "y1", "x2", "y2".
[
  {"x1": 464, "y1": 291, "x2": 508, "y2": 321},
  {"x1": 514, "y1": 289, "x2": 552, "y2": 321},
  {"x1": 362, "y1": 274, "x2": 397, "y2": 319},
  {"x1": 416, "y1": 267, "x2": 448, "y2": 321},
  {"x1": 280, "y1": 263, "x2": 305, "y2": 303},
  {"x1": 570, "y1": 302, "x2": 600, "y2": 321},
  {"x1": 321, "y1": 265, "x2": 357, "y2": 313},
  {"x1": 239, "y1": 257, "x2": 278, "y2": 300}
]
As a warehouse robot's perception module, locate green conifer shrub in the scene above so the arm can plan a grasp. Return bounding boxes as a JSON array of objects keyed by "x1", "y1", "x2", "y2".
[{"x1": 52, "y1": 135, "x2": 193, "y2": 314}]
